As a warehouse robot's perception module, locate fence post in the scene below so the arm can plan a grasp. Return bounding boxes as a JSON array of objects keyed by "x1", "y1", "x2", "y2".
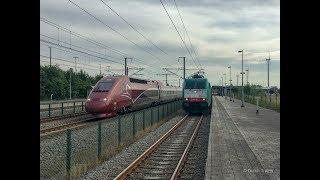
[
  {"x1": 162, "y1": 105, "x2": 164, "y2": 119},
  {"x1": 256, "y1": 97, "x2": 259, "y2": 114},
  {"x1": 151, "y1": 108, "x2": 153, "y2": 125},
  {"x1": 157, "y1": 106, "x2": 160, "y2": 122},
  {"x1": 269, "y1": 94, "x2": 272, "y2": 109},
  {"x1": 142, "y1": 110, "x2": 145, "y2": 130},
  {"x1": 73, "y1": 102, "x2": 76, "y2": 114},
  {"x1": 97, "y1": 122, "x2": 102, "y2": 159},
  {"x1": 48, "y1": 104, "x2": 51, "y2": 117},
  {"x1": 132, "y1": 113, "x2": 136, "y2": 138},
  {"x1": 66, "y1": 129, "x2": 72, "y2": 178},
  {"x1": 61, "y1": 102, "x2": 64, "y2": 115},
  {"x1": 173, "y1": 101, "x2": 175, "y2": 112},
  {"x1": 81, "y1": 101, "x2": 84, "y2": 111},
  {"x1": 118, "y1": 116, "x2": 121, "y2": 146},
  {"x1": 276, "y1": 93, "x2": 278, "y2": 107},
  {"x1": 171, "y1": 102, "x2": 173, "y2": 113}
]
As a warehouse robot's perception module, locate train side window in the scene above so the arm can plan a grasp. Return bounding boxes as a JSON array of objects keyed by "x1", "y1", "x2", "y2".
[{"x1": 129, "y1": 78, "x2": 147, "y2": 84}]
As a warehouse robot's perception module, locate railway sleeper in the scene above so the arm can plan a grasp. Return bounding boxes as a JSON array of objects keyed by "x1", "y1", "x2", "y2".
[
  {"x1": 127, "y1": 174, "x2": 172, "y2": 180},
  {"x1": 137, "y1": 164, "x2": 176, "y2": 170},
  {"x1": 131, "y1": 170, "x2": 173, "y2": 176},
  {"x1": 155, "y1": 148, "x2": 184, "y2": 155}
]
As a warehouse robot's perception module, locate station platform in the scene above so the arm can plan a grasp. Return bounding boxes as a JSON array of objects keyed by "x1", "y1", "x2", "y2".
[{"x1": 205, "y1": 96, "x2": 280, "y2": 180}]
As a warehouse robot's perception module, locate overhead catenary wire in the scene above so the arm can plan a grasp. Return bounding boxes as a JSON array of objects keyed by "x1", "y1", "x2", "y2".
[
  {"x1": 40, "y1": 59, "x2": 99, "y2": 71},
  {"x1": 172, "y1": 0, "x2": 201, "y2": 69},
  {"x1": 41, "y1": 17, "x2": 181, "y2": 74},
  {"x1": 159, "y1": 0, "x2": 199, "y2": 70},
  {"x1": 41, "y1": 18, "x2": 166, "y2": 73},
  {"x1": 41, "y1": 17, "x2": 128, "y2": 57},
  {"x1": 67, "y1": 0, "x2": 176, "y2": 69},
  {"x1": 41, "y1": 7, "x2": 180, "y2": 85},
  {"x1": 40, "y1": 54, "x2": 99, "y2": 69},
  {"x1": 100, "y1": 0, "x2": 186, "y2": 69},
  {"x1": 41, "y1": 42, "x2": 165, "y2": 83},
  {"x1": 40, "y1": 41, "x2": 162, "y2": 77},
  {"x1": 40, "y1": 33, "x2": 124, "y2": 62},
  {"x1": 40, "y1": 38, "x2": 123, "y2": 65},
  {"x1": 99, "y1": 0, "x2": 170, "y2": 57}
]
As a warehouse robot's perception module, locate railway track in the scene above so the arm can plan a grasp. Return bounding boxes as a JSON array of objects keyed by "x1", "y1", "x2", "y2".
[
  {"x1": 40, "y1": 116, "x2": 97, "y2": 136},
  {"x1": 114, "y1": 114, "x2": 203, "y2": 180},
  {"x1": 40, "y1": 111, "x2": 87, "y2": 123}
]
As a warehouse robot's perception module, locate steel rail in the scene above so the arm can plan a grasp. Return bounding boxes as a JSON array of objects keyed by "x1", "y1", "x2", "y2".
[
  {"x1": 170, "y1": 114, "x2": 204, "y2": 179},
  {"x1": 40, "y1": 112, "x2": 87, "y2": 123},
  {"x1": 114, "y1": 114, "x2": 189, "y2": 180},
  {"x1": 40, "y1": 117, "x2": 96, "y2": 136}
]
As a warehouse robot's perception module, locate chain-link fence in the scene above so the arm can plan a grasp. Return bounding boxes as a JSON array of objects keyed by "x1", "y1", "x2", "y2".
[
  {"x1": 40, "y1": 99, "x2": 87, "y2": 118},
  {"x1": 233, "y1": 92, "x2": 280, "y2": 112},
  {"x1": 40, "y1": 99, "x2": 183, "y2": 179}
]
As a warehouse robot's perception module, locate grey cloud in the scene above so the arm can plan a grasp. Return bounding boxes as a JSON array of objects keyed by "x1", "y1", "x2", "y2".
[{"x1": 40, "y1": 0, "x2": 280, "y2": 87}]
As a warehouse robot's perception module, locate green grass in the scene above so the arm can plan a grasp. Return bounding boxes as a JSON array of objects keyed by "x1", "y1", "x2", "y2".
[{"x1": 233, "y1": 93, "x2": 280, "y2": 112}]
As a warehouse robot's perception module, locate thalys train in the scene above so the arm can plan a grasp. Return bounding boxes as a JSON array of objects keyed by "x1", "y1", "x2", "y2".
[
  {"x1": 85, "y1": 75, "x2": 182, "y2": 118},
  {"x1": 182, "y1": 73, "x2": 212, "y2": 114}
]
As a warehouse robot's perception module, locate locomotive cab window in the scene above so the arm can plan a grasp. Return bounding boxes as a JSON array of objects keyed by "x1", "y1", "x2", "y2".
[
  {"x1": 130, "y1": 78, "x2": 147, "y2": 84},
  {"x1": 185, "y1": 80, "x2": 206, "y2": 89},
  {"x1": 93, "y1": 81, "x2": 115, "y2": 92}
]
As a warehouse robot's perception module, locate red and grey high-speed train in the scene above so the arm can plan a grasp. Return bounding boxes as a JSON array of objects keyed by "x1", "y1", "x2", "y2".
[{"x1": 85, "y1": 75, "x2": 182, "y2": 118}]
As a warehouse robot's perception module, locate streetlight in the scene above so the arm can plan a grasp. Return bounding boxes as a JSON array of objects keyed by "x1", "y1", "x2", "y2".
[
  {"x1": 246, "y1": 68, "x2": 249, "y2": 85},
  {"x1": 238, "y1": 50, "x2": 245, "y2": 107},
  {"x1": 236, "y1": 74, "x2": 239, "y2": 86},
  {"x1": 228, "y1": 66, "x2": 232, "y2": 101}
]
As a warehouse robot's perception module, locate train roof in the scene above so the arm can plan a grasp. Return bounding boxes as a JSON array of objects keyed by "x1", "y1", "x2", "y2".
[
  {"x1": 185, "y1": 77, "x2": 208, "y2": 82},
  {"x1": 100, "y1": 75, "x2": 180, "y2": 88}
]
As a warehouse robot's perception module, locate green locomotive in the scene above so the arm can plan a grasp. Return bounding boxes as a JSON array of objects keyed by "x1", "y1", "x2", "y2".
[{"x1": 182, "y1": 73, "x2": 212, "y2": 114}]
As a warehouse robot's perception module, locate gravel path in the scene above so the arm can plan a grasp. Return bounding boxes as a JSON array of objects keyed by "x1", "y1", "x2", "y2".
[
  {"x1": 79, "y1": 111, "x2": 186, "y2": 180},
  {"x1": 179, "y1": 114, "x2": 211, "y2": 179}
]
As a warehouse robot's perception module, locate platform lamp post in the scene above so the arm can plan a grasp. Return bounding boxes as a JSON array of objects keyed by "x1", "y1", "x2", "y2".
[
  {"x1": 228, "y1": 66, "x2": 232, "y2": 101},
  {"x1": 223, "y1": 73, "x2": 227, "y2": 98},
  {"x1": 246, "y1": 68, "x2": 249, "y2": 85},
  {"x1": 236, "y1": 74, "x2": 239, "y2": 87},
  {"x1": 238, "y1": 50, "x2": 245, "y2": 107}
]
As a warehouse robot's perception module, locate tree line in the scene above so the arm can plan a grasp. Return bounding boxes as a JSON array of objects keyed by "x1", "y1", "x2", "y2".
[
  {"x1": 232, "y1": 84, "x2": 280, "y2": 95},
  {"x1": 40, "y1": 65, "x2": 103, "y2": 101}
]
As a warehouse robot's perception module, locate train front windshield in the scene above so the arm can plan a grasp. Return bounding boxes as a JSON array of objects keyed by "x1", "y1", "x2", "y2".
[
  {"x1": 93, "y1": 81, "x2": 115, "y2": 92},
  {"x1": 185, "y1": 80, "x2": 206, "y2": 89}
]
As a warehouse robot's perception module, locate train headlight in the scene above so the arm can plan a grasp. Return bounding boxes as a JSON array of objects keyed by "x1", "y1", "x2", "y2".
[
  {"x1": 87, "y1": 98, "x2": 91, "y2": 101},
  {"x1": 185, "y1": 98, "x2": 188, "y2": 101},
  {"x1": 202, "y1": 98, "x2": 206, "y2": 101},
  {"x1": 103, "y1": 98, "x2": 107, "y2": 101}
]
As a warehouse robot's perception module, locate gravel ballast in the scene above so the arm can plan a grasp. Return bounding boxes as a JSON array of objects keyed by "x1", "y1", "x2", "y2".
[
  {"x1": 79, "y1": 111, "x2": 186, "y2": 179},
  {"x1": 179, "y1": 114, "x2": 211, "y2": 179}
]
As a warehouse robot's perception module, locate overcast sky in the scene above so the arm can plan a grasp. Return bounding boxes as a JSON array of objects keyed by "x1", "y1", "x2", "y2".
[{"x1": 40, "y1": 0, "x2": 280, "y2": 87}]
